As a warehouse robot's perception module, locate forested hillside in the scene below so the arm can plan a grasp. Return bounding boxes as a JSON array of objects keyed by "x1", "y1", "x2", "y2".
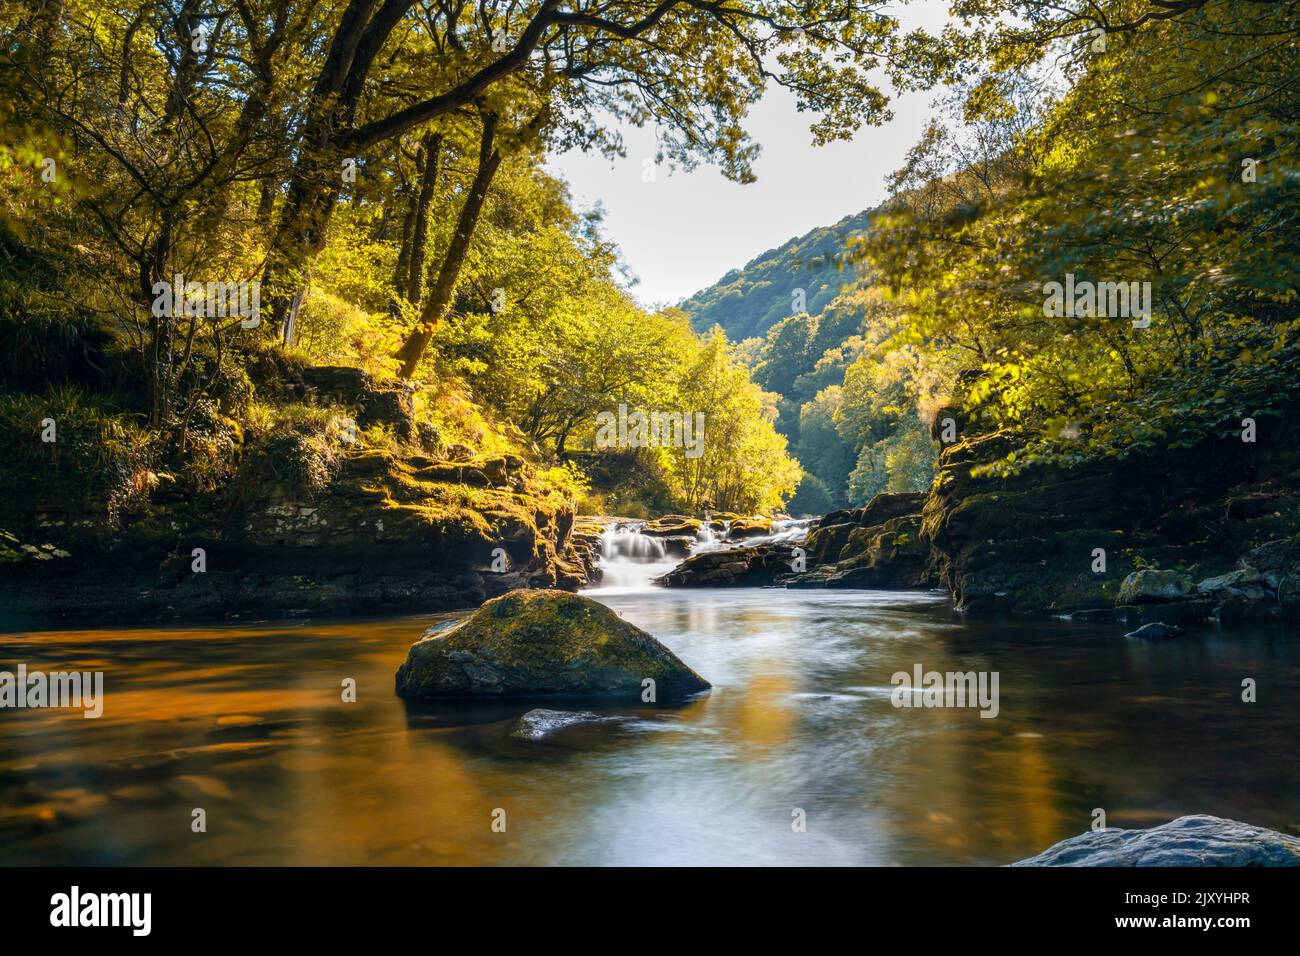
[
  {"x1": 679, "y1": 209, "x2": 868, "y2": 342},
  {"x1": 680, "y1": 208, "x2": 934, "y2": 515}
]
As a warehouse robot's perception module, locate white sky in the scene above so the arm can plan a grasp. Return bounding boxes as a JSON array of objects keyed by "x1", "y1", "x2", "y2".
[{"x1": 544, "y1": 2, "x2": 952, "y2": 309}]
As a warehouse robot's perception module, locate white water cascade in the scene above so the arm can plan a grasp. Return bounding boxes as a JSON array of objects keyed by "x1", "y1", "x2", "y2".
[
  {"x1": 593, "y1": 523, "x2": 680, "y2": 592},
  {"x1": 589, "y1": 517, "x2": 816, "y2": 593}
]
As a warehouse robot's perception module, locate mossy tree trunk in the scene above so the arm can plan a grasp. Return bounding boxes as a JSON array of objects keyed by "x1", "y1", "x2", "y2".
[{"x1": 394, "y1": 112, "x2": 501, "y2": 380}]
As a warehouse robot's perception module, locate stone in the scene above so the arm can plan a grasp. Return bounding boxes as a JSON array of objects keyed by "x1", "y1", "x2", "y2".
[
  {"x1": 727, "y1": 516, "x2": 772, "y2": 539},
  {"x1": 1118, "y1": 569, "x2": 1193, "y2": 604},
  {"x1": 511, "y1": 708, "x2": 622, "y2": 740},
  {"x1": 641, "y1": 515, "x2": 701, "y2": 537},
  {"x1": 1124, "y1": 622, "x2": 1184, "y2": 640},
  {"x1": 395, "y1": 589, "x2": 711, "y2": 700},
  {"x1": 1011, "y1": 815, "x2": 1300, "y2": 866},
  {"x1": 1196, "y1": 568, "x2": 1260, "y2": 594}
]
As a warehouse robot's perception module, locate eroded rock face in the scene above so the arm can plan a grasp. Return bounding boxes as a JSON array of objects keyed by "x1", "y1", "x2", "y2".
[
  {"x1": 922, "y1": 417, "x2": 1300, "y2": 615},
  {"x1": 395, "y1": 589, "x2": 711, "y2": 700},
  {"x1": 1012, "y1": 815, "x2": 1300, "y2": 867}
]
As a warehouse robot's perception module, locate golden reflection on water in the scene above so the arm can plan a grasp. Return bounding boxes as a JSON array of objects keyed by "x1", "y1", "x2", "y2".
[{"x1": 1, "y1": 594, "x2": 1298, "y2": 865}]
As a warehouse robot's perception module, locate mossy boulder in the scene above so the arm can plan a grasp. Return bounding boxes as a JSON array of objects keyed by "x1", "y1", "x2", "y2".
[
  {"x1": 727, "y1": 516, "x2": 772, "y2": 539},
  {"x1": 1118, "y1": 569, "x2": 1193, "y2": 604},
  {"x1": 395, "y1": 589, "x2": 711, "y2": 700},
  {"x1": 642, "y1": 515, "x2": 701, "y2": 537}
]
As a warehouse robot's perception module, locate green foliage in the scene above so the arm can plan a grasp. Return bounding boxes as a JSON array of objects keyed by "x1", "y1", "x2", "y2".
[
  {"x1": 787, "y1": 472, "x2": 834, "y2": 516},
  {"x1": 0, "y1": 386, "x2": 154, "y2": 522},
  {"x1": 240, "y1": 402, "x2": 350, "y2": 496},
  {"x1": 858, "y1": 1, "x2": 1300, "y2": 477},
  {"x1": 847, "y1": 416, "x2": 937, "y2": 505}
]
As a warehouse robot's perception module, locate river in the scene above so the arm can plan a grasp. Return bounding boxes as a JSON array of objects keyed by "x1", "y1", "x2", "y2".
[{"x1": 1, "y1": 532, "x2": 1297, "y2": 865}]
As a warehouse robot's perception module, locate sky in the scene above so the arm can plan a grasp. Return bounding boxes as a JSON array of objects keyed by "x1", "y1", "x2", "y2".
[{"x1": 544, "y1": 2, "x2": 952, "y2": 309}]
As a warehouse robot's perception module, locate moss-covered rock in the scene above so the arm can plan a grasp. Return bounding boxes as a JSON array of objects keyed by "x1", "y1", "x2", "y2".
[
  {"x1": 1118, "y1": 569, "x2": 1193, "y2": 604},
  {"x1": 395, "y1": 589, "x2": 711, "y2": 700},
  {"x1": 786, "y1": 513, "x2": 930, "y2": 589},
  {"x1": 0, "y1": 394, "x2": 592, "y2": 624},
  {"x1": 727, "y1": 516, "x2": 772, "y2": 539},
  {"x1": 642, "y1": 515, "x2": 701, "y2": 537}
]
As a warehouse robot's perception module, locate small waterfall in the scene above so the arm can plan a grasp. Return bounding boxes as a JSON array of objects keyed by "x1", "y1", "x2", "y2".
[
  {"x1": 587, "y1": 516, "x2": 817, "y2": 592},
  {"x1": 593, "y1": 523, "x2": 679, "y2": 591}
]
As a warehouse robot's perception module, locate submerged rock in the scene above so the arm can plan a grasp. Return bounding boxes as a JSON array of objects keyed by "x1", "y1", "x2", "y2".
[
  {"x1": 1012, "y1": 815, "x2": 1300, "y2": 866},
  {"x1": 395, "y1": 589, "x2": 711, "y2": 700},
  {"x1": 511, "y1": 708, "x2": 622, "y2": 740},
  {"x1": 1124, "y1": 622, "x2": 1184, "y2": 640}
]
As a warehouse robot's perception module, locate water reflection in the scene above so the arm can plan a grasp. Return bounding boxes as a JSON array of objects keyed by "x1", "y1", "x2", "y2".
[{"x1": 1, "y1": 589, "x2": 1297, "y2": 865}]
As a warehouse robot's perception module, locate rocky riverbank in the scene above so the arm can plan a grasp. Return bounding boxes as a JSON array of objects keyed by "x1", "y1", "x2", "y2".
[
  {"x1": 0, "y1": 366, "x2": 596, "y2": 625},
  {"x1": 656, "y1": 411, "x2": 1300, "y2": 628},
  {"x1": 656, "y1": 492, "x2": 932, "y2": 589},
  {"x1": 922, "y1": 412, "x2": 1300, "y2": 621}
]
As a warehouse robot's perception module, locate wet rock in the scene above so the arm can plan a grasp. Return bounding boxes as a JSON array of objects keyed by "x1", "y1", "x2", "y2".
[
  {"x1": 1124, "y1": 622, "x2": 1184, "y2": 640},
  {"x1": 511, "y1": 708, "x2": 622, "y2": 740},
  {"x1": 658, "y1": 548, "x2": 761, "y2": 587},
  {"x1": 1196, "y1": 568, "x2": 1260, "y2": 594},
  {"x1": 395, "y1": 589, "x2": 711, "y2": 700},
  {"x1": 1118, "y1": 569, "x2": 1193, "y2": 605},
  {"x1": 727, "y1": 517, "x2": 772, "y2": 539},
  {"x1": 659, "y1": 536, "x2": 696, "y2": 558},
  {"x1": 785, "y1": 513, "x2": 929, "y2": 590},
  {"x1": 1012, "y1": 815, "x2": 1300, "y2": 866},
  {"x1": 658, "y1": 541, "x2": 804, "y2": 587},
  {"x1": 921, "y1": 411, "x2": 1300, "y2": 616},
  {"x1": 0, "y1": 440, "x2": 587, "y2": 623},
  {"x1": 641, "y1": 515, "x2": 701, "y2": 537}
]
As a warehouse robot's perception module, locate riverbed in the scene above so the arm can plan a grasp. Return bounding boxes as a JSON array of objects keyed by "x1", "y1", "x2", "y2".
[{"x1": 2, "y1": 584, "x2": 1296, "y2": 865}]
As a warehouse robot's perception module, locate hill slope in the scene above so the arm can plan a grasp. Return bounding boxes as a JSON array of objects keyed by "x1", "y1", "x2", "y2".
[{"x1": 679, "y1": 209, "x2": 869, "y2": 340}]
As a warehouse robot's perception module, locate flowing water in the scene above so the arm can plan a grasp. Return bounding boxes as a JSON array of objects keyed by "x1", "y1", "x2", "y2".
[{"x1": 1, "y1": 537, "x2": 1298, "y2": 865}]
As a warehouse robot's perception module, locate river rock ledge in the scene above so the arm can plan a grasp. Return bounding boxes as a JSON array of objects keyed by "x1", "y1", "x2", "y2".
[
  {"x1": 395, "y1": 589, "x2": 711, "y2": 700},
  {"x1": 1011, "y1": 815, "x2": 1300, "y2": 866}
]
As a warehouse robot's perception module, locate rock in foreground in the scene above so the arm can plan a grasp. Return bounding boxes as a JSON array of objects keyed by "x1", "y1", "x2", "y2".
[
  {"x1": 1012, "y1": 815, "x2": 1300, "y2": 866},
  {"x1": 395, "y1": 589, "x2": 711, "y2": 701}
]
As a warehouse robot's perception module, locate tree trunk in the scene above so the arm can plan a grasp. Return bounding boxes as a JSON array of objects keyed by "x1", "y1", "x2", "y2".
[
  {"x1": 405, "y1": 131, "x2": 443, "y2": 303},
  {"x1": 394, "y1": 113, "x2": 501, "y2": 379},
  {"x1": 392, "y1": 186, "x2": 418, "y2": 294}
]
